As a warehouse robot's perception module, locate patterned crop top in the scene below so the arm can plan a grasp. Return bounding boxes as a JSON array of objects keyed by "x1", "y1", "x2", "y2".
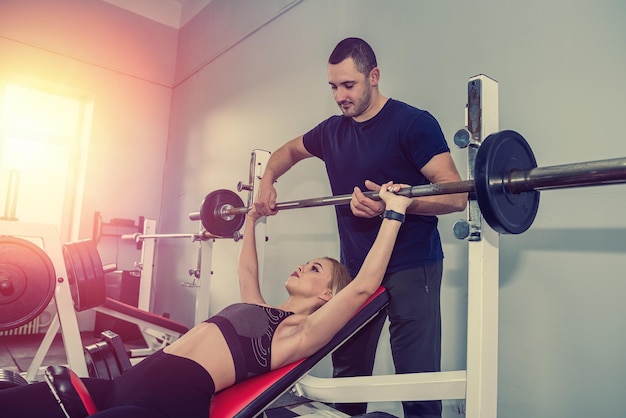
[{"x1": 205, "y1": 303, "x2": 293, "y2": 383}]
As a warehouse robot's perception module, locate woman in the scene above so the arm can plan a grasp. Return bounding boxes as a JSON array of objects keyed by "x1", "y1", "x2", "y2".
[{"x1": 1, "y1": 182, "x2": 410, "y2": 418}]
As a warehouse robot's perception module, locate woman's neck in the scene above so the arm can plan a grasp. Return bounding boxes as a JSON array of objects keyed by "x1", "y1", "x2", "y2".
[{"x1": 278, "y1": 296, "x2": 323, "y2": 316}]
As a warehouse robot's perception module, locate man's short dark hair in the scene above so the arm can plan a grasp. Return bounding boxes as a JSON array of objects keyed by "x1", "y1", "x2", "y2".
[{"x1": 328, "y1": 37, "x2": 377, "y2": 75}]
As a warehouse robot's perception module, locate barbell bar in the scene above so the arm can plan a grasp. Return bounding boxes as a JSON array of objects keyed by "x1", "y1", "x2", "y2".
[
  {"x1": 189, "y1": 130, "x2": 626, "y2": 237},
  {"x1": 120, "y1": 231, "x2": 216, "y2": 243}
]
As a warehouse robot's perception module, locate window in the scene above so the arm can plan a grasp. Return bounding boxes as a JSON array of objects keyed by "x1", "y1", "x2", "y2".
[{"x1": 0, "y1": 83, "x2": 92, "y2": 242}]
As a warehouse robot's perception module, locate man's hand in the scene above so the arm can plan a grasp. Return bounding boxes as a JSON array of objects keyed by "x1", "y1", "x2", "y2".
[
  {"x1": 253, "y1": 179, "x2": 279, "y2": 217},
  {"x1": 350, "y1": 180, "x2": 385, "y2": 218}
]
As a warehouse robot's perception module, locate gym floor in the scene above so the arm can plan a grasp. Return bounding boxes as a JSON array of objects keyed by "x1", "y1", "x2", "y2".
[
  {"x1": 0, "y1": 330, "x2": 147, "y2": 383},
  {"x1": 0, "y1": 332, "x2": 101, "y2": 381}
]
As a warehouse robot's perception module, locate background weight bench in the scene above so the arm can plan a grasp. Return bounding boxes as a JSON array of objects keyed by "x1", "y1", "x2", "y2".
[{"x1": 63, "y1": 240, "x2": 189, "y2": 360}]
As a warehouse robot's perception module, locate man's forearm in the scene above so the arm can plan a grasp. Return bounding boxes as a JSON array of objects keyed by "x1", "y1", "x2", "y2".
[
  {"x1": 261, "y1": 136, "x2": 311, "y2": 183},
  {"x1": 406, "y1": 192, "x2": 468, "y2": 216}
]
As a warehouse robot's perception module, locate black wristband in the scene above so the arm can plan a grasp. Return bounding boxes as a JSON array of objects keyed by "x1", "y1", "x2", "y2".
[{"x1": 382, "y1": 210, "x2": 405, "y2": 224}]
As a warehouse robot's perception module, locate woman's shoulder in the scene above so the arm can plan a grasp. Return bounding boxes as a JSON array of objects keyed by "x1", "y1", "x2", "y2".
[{"x1": 271, "y1": 313, "x2": 311, "y2": 368}]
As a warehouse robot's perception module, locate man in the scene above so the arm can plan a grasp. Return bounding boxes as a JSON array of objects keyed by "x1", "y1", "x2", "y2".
[{"x1": 254, "y1": 37, "x2": 467, "y2": 418}]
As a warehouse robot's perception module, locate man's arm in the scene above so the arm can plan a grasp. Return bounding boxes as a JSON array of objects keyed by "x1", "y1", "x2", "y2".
[
  {"x1": 350, "y1": 152, "x2": 468, "y2": 218},
  {"x1": 254, "y1": 135, "x2": 314, "y2": 216},
  {"x1": 405, "y1": 152, "x2": 468, "y2": 216}
]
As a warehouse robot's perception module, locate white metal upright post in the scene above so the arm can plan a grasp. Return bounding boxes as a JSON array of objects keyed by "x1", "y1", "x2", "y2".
[
  {"x1": 251, "y1": 149, "x2": 270, "y2": 287},
  {"x1": 194, "y1": 237, "x2": 213, "y2": 325},
  {"x1": 137, "y1": 219, "x2": 156, "y2": 311},
  {"x1": 464, "y1": 74, "x2": 500, "y2": 418}
]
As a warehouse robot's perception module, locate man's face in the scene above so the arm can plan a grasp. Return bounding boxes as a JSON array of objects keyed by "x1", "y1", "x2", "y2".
[{"x1": 327, "y1": 58, "x2": 373, "y2": 120}]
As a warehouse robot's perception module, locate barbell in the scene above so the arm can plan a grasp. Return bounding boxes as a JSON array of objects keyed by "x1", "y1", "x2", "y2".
[{"x1": 189, "y1": 130, "x2": 626, "y2": 237}]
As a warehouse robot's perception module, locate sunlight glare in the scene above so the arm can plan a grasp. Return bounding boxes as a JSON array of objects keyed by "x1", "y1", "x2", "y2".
[{"x1": 1, "y1": 84, "x2": 81, "y2": 138}]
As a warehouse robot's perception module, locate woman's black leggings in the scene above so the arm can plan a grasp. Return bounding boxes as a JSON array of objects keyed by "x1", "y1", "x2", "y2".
[{"x1": 0, "y1": 350, "x2": 215, "y2": 418}]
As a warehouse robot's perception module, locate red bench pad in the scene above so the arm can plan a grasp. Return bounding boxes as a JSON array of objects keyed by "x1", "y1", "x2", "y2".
[{"x1": 103, "y1": 297, "x2": 189, "y2": 335}]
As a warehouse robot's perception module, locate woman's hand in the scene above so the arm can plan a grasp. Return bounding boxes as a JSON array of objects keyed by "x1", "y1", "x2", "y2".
[
  {"x1": 246, "y1": 206, "x2": 262, "y2": 224},
  {"x1": 377, "y1": 181, "x2": 412, "y2": 213}
]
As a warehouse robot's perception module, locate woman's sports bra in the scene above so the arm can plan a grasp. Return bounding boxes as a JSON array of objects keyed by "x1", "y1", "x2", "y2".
[{"x1": 205, "y1": 303, "x2": 293, "y2": 383}]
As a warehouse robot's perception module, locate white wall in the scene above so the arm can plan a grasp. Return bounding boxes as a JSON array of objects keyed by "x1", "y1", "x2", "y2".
[{"x1": 159, "y1": 0, "x2": 626, "y2": 417}]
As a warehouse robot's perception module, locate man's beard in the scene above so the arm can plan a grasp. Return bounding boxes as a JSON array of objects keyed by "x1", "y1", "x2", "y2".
[{"x1": 339, "y1": 85, "x2": 372, "y2": 119}]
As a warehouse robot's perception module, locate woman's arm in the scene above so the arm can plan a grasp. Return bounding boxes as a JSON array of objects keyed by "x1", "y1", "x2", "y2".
[
  {"x1": 237, "y1": 209, "x2": 266, "y2": 304},
  {"x1": 296, "y1": 182, "x2": 411, "y2": 356}
]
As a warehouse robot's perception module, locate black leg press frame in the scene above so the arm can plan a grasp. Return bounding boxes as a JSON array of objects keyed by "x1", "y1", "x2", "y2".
[{"x1": 44, "y1": 286, "x2": 390, "y2": 418}]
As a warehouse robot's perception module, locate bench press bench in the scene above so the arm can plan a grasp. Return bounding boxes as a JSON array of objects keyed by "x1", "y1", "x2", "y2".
[{"x1": 46, "y1": 286, "x2": 390, "y2": 417}]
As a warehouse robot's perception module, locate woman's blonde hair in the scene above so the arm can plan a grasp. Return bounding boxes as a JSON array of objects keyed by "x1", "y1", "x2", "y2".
[{"x1": 323, "y1": 257, "x2": 352, "y2": 295}]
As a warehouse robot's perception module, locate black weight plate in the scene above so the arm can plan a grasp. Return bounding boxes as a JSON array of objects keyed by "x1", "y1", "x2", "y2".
[
  {"x1": 84, "y1": 342, "x2": 110, "y2": 379},
  {"x1": 101, "y1": 330, "x2": 131, "y2": 374},
  {"x1": 97, "y1": 341, "x2": 122, "y2": 379},
  {"x1": 0, "y1": 237, "x2": 56, "y2": 331},
  {"x1": 0, "y1": 369, "x2": 29, "y2": 390},
  {"x1": 63, "y1": 240, "x2": 106, "y2": 311},
  {"x1": 200, "y1": 189, "x2": 246, "y2": 236},
  {"x1": 79, "y1": 240, "x2": 106, "y2": 309},
  {"x1": 62, "y1": 242, "x2": 88, "y2": 311},
  {"x1": 83, "y1": 240, "x2": 105, "y2": 295},
  {"x1": 474, "y1": 130, "x2": 540, "y2": 234},
  {"x1": 74, "y1": 240, "x2": 102, "y2": 310}
]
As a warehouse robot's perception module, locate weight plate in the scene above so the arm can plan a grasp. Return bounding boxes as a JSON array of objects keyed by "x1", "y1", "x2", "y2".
[
  {"x1": 81, "y1": 240, "x2": 106, "y2": 309},
  {"x1": 84, "y1": 240, "x2": 105, "y2": 295},
  {"x1": 75, "y1": 241, "x2": 102, "y2": 310},
  {"x1": 97, "y1": 341, "x2": 122, "y2": 379},
  {"x1": 474, "y1": 130, "x2": 540, "y2": 234},
  {"x1": 200, "y1": 189, "x2": 246, "y2": 237},
  {"x1": 0, "y1": 237, "x2": 56, "y2": 331},
  {"x1": 101, "y1": 330, "x2": 132, "y2": 374},
  {"x1": 63, "y1": 241, "x2": 88, "y2": 311},
  {"x1": 63, "y1": 240, "x2": 106, "y2": 311},
  {"x1": 84, "y1": 342, "x2": 110, "y2": 379},
  {"x1": 0, "y1": 369, "x2": 29, "y2": 390}
]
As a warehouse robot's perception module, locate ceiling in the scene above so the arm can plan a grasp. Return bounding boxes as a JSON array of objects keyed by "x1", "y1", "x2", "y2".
[{"x1": 101, "y1": 0, "x2": 213, "y2": 29}]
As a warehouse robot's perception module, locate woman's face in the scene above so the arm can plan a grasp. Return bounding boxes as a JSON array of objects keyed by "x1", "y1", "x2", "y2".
[{"x1": 285, "y1": 258, "x2": 333, "y2": 297}]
